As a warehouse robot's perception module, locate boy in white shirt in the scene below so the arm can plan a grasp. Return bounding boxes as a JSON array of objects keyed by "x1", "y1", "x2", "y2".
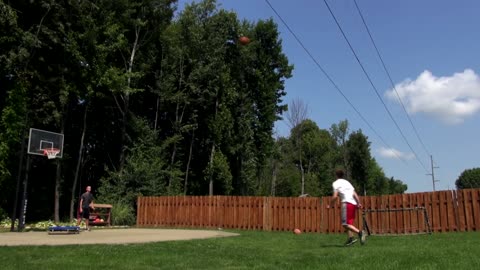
[{"x1": 329, "y1": 169, "x2": 366, "y2": 246}]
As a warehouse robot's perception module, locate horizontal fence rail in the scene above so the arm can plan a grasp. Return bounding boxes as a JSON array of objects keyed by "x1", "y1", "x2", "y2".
[{"x1": 136, "y1": 189, "x2": 480, "y2": 234}]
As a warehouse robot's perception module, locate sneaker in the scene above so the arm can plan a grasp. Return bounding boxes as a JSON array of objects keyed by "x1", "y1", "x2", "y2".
[
  {"x1": 345, "y1": 237, "x2": 358, "y2": 246},
  {"x1": 359, "y1": 230, "x2": 366, "y2": 245}
]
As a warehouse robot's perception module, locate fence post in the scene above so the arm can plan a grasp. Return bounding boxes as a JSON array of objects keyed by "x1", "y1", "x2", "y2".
[{"x1": 472, "y1": 189, "x2": 480, "y2": 231}]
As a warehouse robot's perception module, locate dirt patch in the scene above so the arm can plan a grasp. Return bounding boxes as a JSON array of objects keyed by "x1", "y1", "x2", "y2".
[{"x1": 0, "y1": 228, "x2": 239, "y2": 246}]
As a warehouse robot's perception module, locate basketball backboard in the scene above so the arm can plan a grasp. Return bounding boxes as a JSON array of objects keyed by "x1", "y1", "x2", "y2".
[{"x1": 27, "y1": 128, "x2": 64, "y2": 158}]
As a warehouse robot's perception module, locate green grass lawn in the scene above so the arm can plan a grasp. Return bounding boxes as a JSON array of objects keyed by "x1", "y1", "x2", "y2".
[{"x1": 1, "y1": 230, "x2": 479, "y2": 270}]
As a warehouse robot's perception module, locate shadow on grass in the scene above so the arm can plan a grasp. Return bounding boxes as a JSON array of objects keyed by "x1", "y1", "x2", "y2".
[{"x1": 317, "y1": 243, "x2": 346, "y2": 248}]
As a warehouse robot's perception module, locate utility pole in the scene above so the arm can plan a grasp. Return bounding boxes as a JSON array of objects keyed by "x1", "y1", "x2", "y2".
[{"x1": 426, "y1": 155, "x2": 439, "y2": 191}]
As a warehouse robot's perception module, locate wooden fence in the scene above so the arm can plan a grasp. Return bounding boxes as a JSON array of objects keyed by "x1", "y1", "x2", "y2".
[{"x1": 136, "y1": 189, "x2": 480, "y2": 234}]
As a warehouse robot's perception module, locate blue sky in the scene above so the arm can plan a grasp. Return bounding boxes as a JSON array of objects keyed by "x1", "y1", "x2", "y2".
[{"x1": 178, "y1": 0, "x2": 480, "y2": 193}]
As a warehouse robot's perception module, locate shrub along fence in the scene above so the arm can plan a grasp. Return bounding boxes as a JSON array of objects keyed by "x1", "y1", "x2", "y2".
[{"x1": 136, "y1": 189, "x2": 480, "y2": 234}]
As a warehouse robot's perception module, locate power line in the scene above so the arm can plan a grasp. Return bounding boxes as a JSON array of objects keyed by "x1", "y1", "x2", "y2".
[
  {"x1": 353, "y1": 0, "x2": 431, "y2": 159},
  {"x1": 321, "y1": 0, "x2": 429, "y2": 173},
  {"x1": 264, "y1": 0, "x2": 408, "y2": 165}
]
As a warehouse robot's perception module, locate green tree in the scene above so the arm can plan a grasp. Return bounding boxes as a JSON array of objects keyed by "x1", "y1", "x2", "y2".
[
  {"x1": 0, "y1": 0, "x2": 76, "y2": 222},
  {"x1": 367, "y1": 158, "x2": 389, "y2": 195},
  {"x1": 94, "y1": 0, "x2": 176, "y2": 170},
  {"x1": 271, "y1": 119, "x2": 337, "y2": 197},
  {"x1": 286, "y1": 99, "x2": 309, "y2": 195},
  {"x1": 267, "y1": 137, "x2": 299, "y2": 197},
  {"x1": 174, "y1": 1, "x2": 237, "y2": 195},
  {"x1": 330, "y1": 120, "x2": 350, "y2": 178},
  {"x1": 312, "y1": 129, "x2": 338, "y2": 196},
  {"x1": 203, "y1": 150, "x2": 233, "y2": 195},
  {"x1": 346, "y1": 130, "x2": 371, "y2": 195},
  {"x1": 97, "y1": 117, "x2": 174, "y2": 205},
  {"x1": 388, "y1": 177, "x2": 408, "y2": 194},
  {"x1": 290, "y1": 119, "x2": 336, "y2": 196},
  {"x1": 455, "y1": 168, "x2": 480, "y2": 189},
  {"x1": 0, "y1": 0, "x2": 296, "y2": 222},
  {"x1": 160, "y1": 0, "x2": 292, "y2": 195},
  {"x1": 366, "y1": 158, "x2": 408, "y2": 195},
  {"x1": 248, "y1": 19, "x2": 293, "y2": 189},
  {"x1": 0, "y1": 1, "x2": 34, "y2": 192}
]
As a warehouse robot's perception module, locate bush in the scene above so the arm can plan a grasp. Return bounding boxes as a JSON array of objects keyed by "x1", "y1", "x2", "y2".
[
  {"x1": 456, "y1": 168, "x2": 480, "y2": 189},
  {"x1": 0, "y1": 218, "x2": 17, "y2": 228},
  {"x1": 111, "y1": 201, "x2": 136, "y2": 226},
  {"x1": 0, "y1": 207, "x2": 7, "y2": 220}
]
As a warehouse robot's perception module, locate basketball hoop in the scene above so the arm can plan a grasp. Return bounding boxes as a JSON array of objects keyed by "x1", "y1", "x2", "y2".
[{"x1": 43, "y1": 148, "x2": 60, "y2": 159}]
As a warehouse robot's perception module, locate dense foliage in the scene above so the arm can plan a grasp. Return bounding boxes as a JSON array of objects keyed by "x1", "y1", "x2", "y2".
[
  {"x1": 455, "y1": 168, "x2": 480, "y2": 189},
  {"x1": 0, "y1": 0, "x2": 406, "y2": 223}
]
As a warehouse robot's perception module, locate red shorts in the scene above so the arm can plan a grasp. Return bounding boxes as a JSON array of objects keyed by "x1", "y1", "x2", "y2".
[{"x1": 341, "y1": 202, "x2": 357, "y2": 225}]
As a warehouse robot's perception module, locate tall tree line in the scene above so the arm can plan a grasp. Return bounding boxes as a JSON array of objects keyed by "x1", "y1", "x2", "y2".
[
  {"x1": 265, "y1": 118, "x2": 407, "y2": 198},
  {"x1": 0, "y1": 0, "x2": 405, "y2": 223},
  {"x1": 0, "y1": 0, "x2": 294, "y2": 221}
]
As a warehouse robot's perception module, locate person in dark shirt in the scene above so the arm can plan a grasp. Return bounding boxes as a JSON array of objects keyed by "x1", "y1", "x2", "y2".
[{"x1": 77, "y1": 186, "x2": 95, "y2": 231}]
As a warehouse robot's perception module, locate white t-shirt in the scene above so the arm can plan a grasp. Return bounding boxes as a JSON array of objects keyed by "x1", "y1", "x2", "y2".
[{"x1": 332, "y1": 179, "x2": 357, "y2": 205}]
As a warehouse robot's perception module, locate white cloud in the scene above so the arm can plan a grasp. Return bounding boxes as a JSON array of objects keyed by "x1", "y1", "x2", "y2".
[
  {"x1": 377, "y1": 147, "x2": 414, "y2": 160},
  {"x1": 385, "y1": 69, "x2": 480, "y2": 124}
]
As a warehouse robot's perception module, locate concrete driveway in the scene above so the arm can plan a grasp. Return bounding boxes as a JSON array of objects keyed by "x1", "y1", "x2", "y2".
[{"x1": 0, "y1": 228, "x2": 239, "y2": 246}]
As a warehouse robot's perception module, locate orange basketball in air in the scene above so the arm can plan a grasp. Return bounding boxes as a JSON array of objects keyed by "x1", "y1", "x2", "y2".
[{"x1": 239, "y1": 36, "x2": 250, "y2": 45}]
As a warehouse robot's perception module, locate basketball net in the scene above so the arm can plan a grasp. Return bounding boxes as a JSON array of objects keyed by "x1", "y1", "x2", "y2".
[{"x1": 44, "y1": 148, "x2": 60, "y2": 159}]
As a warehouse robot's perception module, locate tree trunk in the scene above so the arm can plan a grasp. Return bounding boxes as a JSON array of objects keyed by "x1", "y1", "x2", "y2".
[
  {"x1": 118, "y1": 99, "x2": 128, "y2": 171},
  {"x1": 168, "y1": 54, "x2": 185, "y2": 190},
  {"x1": 169, "y1": 142, "x2": 177, "y2": 190},
  {"x1": 54, "y1": 116, "x2": 66, "y2": 222},
  {"x1": 11, "y1": 111, "x2": 28, "y2": 231},
  {"x1": 298, "y1": 145, "x2": 305, "y2": 195},
  {"x1": 343, "y1": 149, "x2": 349, "y2": 179},
  {"x1": 307, "y1": 159, "x2": 312, "y2": 175},
  {"x1": 300, "y1": 159, "x2": 305, "y2": 195},
  {"x1": 70, "y1": 103, "x2": 88, "y2": 220},
  {"x1": 154, "y1": 48, "x2": 164, "y2": 132},
  {"x1": 119, "y1": 26, "x2": 140, "y2": 171},
  {"x1": 208, "y1": 95, "x2": 219, "y2": 196},
  {"x1": 208, "y1": 143, "x2": 216, "y2": 196},
  {"x1": 342, "y1": 136, "x2": 349, "y2": 179},
  {"x1": 168, "y1": 99, "x2": 185, "y2": 191},
  {"x1": 271, "y1": 161, "x2": 277, "y2": 196},
  {"x1": 184, "y1": 128, "x2": 195, "y2": 195},
  {"x1": 154, "y1": 96, "x2": 160, "y2": 131}
]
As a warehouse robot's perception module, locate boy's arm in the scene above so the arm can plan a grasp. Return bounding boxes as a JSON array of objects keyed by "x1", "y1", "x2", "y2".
[
  {"x1": 328, "y1": 191, "x2": 339, "y2": 208},
  {"x1": 79, "y1": 198, "x2": 84, "y2": 212},
  {"x1": 353, "y1": 191, "x2": 363, "y2": 208}
]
